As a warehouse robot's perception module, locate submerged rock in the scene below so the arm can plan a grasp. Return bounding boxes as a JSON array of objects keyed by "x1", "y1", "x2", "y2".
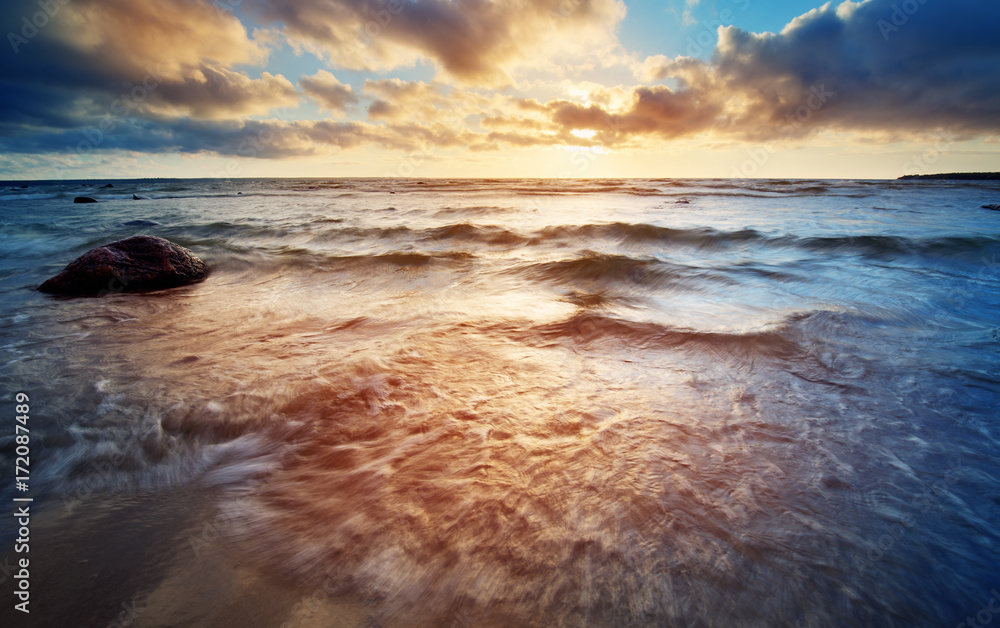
[
  {"x1": 74, "y1": 196, "x2": 98, "y2": 203},
  {"x1": 39, "y1": 235, "x2": 208, "y2": 296},
  {"x1": 102, "y1": 183, "x2": 114, "y2": 188},
  {"x1": 121, "y1": 219, "x2": 160, "y2": 226},
  {"x1": 133, "y1": 193, "x2": 149, "y2": 200},
  {"x1": 982, "y1": 204, "x2": 1000, "y2": 211}
]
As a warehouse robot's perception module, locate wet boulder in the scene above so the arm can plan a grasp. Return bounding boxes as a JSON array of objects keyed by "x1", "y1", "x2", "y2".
[
  {"x1": 74, "y1": 196, "x2": 98, "y2": 203},
  {"x1": 39, "y1": 235, "x2": 208, "y2": 296}
]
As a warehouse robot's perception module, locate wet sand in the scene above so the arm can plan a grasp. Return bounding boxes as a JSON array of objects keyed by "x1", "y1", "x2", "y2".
[{"x1": 1, "y1": 488, "x2": 367, "y2": 628}]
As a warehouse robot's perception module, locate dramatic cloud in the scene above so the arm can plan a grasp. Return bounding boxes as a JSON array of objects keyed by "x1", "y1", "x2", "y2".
[
  {"x1": 54, "y1": 0, "x2": 270, "y2": 77},
  {"x1": 635, "y1": 0, "x2": 1000, "y2": 140},
  {"x1": 300, "y1": 70, "x2": 359, "y2": 115},
  {"x1": 1, "y1": 0, "x2": 297, "y2": 126},
  {"x1": 364, "y1": 79, "x2": 447, "y2": 121},
  {"x1": 1, "y1": 0, "x2": 998, "y2": 170},
  {"x1": 362, "y1": 79, "x2": 497, "y2": 128},
  {"x1": 248, "y1": 0, "x2": 627, "y2": 85}
]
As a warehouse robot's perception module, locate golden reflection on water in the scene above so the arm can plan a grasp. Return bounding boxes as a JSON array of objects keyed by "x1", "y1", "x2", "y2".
[
  {"x1": 9, "y1": 178, "x2": 997, "y2": 627},
  {"x1": 36, "y1": 241, "x2": 875, "y2": 626},
  {"x1": 61, "y1": 278, "x2": 813, "y2": 625}
]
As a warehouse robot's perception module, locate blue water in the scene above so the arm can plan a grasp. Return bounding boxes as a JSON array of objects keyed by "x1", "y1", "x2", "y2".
[{"x1": 1, "y1": 178, "x2": 998, "y2": 626}]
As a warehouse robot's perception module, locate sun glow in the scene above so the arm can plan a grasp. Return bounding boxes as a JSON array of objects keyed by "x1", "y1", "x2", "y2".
[{"x1": 571, "y1": 129, "x2": 598, "y2": 140}]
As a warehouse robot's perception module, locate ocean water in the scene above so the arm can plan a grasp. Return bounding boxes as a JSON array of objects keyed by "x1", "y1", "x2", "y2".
[{"x1": 1, "y1": 178, "x2": 999, "y2": 627}]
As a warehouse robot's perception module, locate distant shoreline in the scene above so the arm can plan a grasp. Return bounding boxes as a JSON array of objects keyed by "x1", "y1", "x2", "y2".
[
  {"x1": 2, "y1": 174, "x2": 999, "y2": 185},
  {"x1": 898, "y1": 172, "x2": 1000, "y2": 180}
]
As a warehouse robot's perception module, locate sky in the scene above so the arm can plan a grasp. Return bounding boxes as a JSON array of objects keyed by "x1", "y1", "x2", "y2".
[{"x1": 0, "y1": 0, "x2": 998, "y2": 180}]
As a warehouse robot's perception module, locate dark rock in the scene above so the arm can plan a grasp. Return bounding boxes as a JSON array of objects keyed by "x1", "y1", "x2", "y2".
[
  {"x1": 39, "y1": 235, "x2": 208, "y2": 296},
  {"x1": 121, "y1": 219, "x2": 160, "y2": 226},
  {"x1": 102, "y1": 183, "x2": 114, "y2": 188},
  {"x1": 821, "y1": 475, "x2": 851, "y2": 490},
  {"x1": 133, "y1": 193, "x2": 148, "y2": 200},
  {"x1": 20, "y1": 185, "x2": 28, "y2": 188},
  {"x1": 982, "y1": 204, "x2": 1000, "y2": 211},
  {"x1": 74, "y1": 196, "x2": 98, "y2": 203}
]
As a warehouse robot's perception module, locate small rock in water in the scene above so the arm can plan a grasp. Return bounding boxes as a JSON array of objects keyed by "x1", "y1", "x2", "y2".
[
  {"x1": 133, "y1": 193, "x2": 150, "y2": 200},
  {"x1": 74, "y1": 196, "x2": 98, "y2": 203},
  {"x1": 982, "y1": 204, "x2": 1000, "y2": 211},
  {"x1": 102, "y1": 183, "x2": 114, "y2": 188},
  {"x1": 121, "y1": 219, "x2": 160, "y2": 226},
  {"x1": 38, "y1": 235, "x2": 208, "y2": 296}
]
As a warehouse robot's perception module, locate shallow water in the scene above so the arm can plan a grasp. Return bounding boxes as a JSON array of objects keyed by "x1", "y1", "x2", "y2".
[{"x1": 1, "y1": 178, "x2": 999, "y2": 626}]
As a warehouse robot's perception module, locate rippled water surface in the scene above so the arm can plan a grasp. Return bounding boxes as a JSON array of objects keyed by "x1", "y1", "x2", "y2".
[{"x1": 1, "y1": 178, "x2": 999, "y2": 627}]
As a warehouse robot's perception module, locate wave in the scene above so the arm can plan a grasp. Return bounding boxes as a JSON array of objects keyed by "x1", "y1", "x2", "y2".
[
  {"x1": 506, "y1": 252, "x2": 684, "y2": 287},
  {"x1": 526, "y1": 224, "x2": 1000, "y2": 260},
  {"x1": 162, "y1": 219, "x2": 1000, "y2": 269},
  {"x1": 511, "y1": 185, "x2": 665, "y2": 196},
  {"x1": 797, "y1": 234, "x2": 1000, "y2": 260},
  {"x1": 531, "y1": 222, "x2": 766, "y2": 248},
  {"x1": 210, "y1": 247, "x2": 477, "y2": 273},
  {"x1": 493, "y1": 312, "x2": 802, "y2": 359},
  {"x1": 489, "y1": 309, "x2": 900, "y2": 373},
  {"x1": 424, "y1": 222, "x2": 531, "y2": 246},
  {"x1": 432, "y1": 206, "x2": 516, "y2": 217},
  {"x1": 0, "y1": 193, "x2": 62, "y2": 201}
]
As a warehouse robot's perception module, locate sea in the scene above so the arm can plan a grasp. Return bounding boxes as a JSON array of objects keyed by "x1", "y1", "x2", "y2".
[{"x1": 0, "y1": 178, "x2": 998, "y2": 627}]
